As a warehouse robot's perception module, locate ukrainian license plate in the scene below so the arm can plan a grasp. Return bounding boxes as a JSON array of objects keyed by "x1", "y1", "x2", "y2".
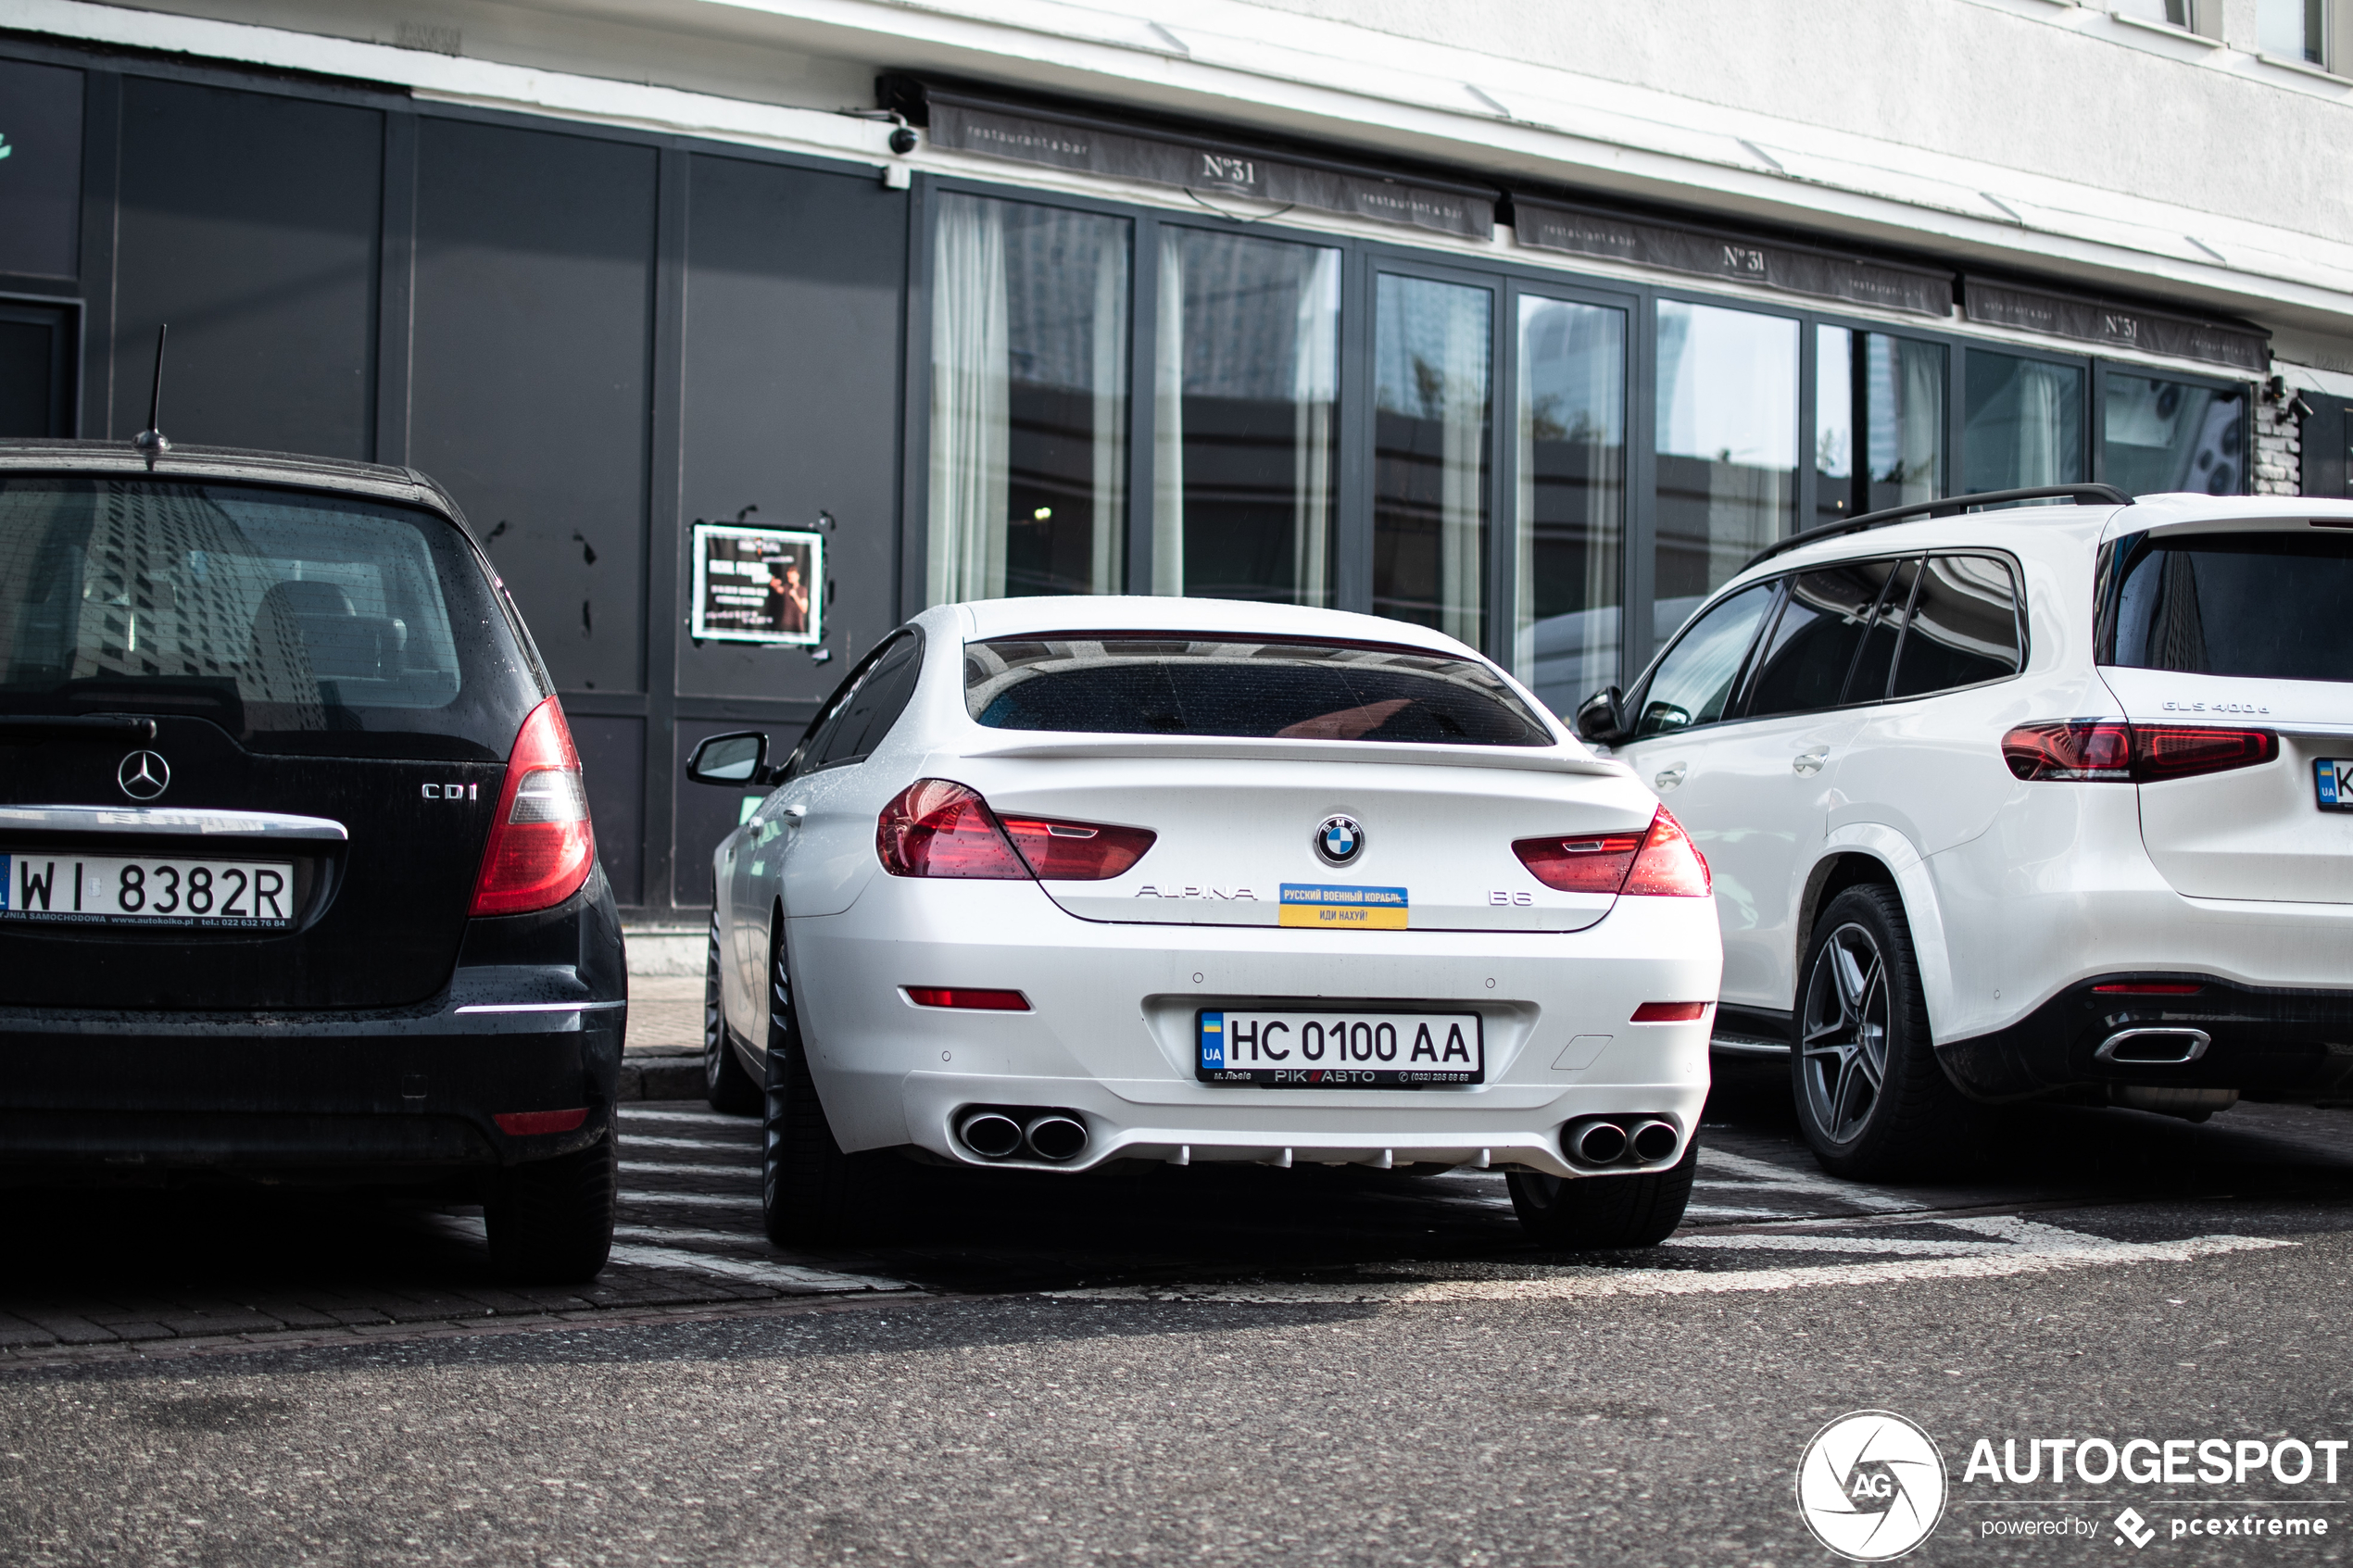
[
  {"x1": 1196, "y1": 1008, "x2": 1483, "y2": 1086},
  {"x1": 2317, "y1": 759, "x2": 2353, "y2": 812},
  {"x1": 0, "y1": 850, "x2": 296, "y2": 928}
]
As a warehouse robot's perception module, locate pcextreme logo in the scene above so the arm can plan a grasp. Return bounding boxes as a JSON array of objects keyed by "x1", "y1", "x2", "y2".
[{"x1": 1797, "y1": 1411, "x2": 1949, "y2": 1562}]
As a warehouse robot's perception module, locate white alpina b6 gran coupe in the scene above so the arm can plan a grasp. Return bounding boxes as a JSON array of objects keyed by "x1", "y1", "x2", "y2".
[{"x1": 686, "y1": 598, "x2": 1720, "y2": 1248}]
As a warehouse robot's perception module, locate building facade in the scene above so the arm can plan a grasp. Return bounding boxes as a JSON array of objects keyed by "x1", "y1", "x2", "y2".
[{"x1": 4, "y1": 0, "x2": 2350, "y2": 921}]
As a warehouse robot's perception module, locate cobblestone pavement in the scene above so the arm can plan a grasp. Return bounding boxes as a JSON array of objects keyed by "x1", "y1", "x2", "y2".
[{"x1": 5, "y1": 1066, "x2": 2350, "y2": 1364}]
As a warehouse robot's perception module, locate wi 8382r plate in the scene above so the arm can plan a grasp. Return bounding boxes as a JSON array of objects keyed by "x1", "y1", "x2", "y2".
[
  {"x1": 1197, "y1": 1008, "x2": 1483, "y2": 1086},
  {"x1": 0, "y1": 850, "x2": 295, "y2": 928}
]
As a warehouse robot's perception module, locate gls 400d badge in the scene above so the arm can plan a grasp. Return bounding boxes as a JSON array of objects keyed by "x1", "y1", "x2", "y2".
[{"x1": 1797, "y1": 1411, "x2": 1947, "y2": 1562}]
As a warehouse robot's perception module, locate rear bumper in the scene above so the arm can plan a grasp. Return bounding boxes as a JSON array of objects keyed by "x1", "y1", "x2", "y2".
[
  {"x1": 0, "y1": 964, "x2": 624, "y2": 1185},
  {"x1": 1936, "y1": 973, "x2": 2353, "y2": 1103}
]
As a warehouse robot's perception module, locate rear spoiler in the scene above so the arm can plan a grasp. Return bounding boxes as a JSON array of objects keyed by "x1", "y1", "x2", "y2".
[{"x1": 950, "y1": 733, "x2": 1627, "y2": 777}]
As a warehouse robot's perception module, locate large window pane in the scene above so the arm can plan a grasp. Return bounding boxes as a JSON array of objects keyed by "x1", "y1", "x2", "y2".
[
  {"x1": 1155, "y1": 229, "x2": 1340, "y2": 606},
  {"x1": 2102, "y1": 373, "x2": 2246, "y2": 497},
  {"x1": 927, "y1": 194, "x2": 1129, "y2": 605},
  {"x1": 1516, "y1": 296, "x2": 1626, "y2": 713},
  {"x1": 1963, "y1": 350, "x2": 2083, "y2": 494},
  {"x1": 1654, "y1": 301, "x2": 1798, "y2": 648},
  {"x1": 1815, "y1": 325, "x2": 1854, "y2": 530},
  {"x1": 1373, "y1": 275, "x2": 1491, "y2": 646},
  {"x1": 2259, "y1": 0, "x2": 2324, "y2": 62},
  {"x1": 1817, "y1": 328, "x2": 1945, "y2": 528}
]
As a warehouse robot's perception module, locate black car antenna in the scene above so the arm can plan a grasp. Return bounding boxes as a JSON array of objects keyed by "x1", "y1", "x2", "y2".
[{"x1": 132, "y1": 324, "x2": 170, "y2": 468}]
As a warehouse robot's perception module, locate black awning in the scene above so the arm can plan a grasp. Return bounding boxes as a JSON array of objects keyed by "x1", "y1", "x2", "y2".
[{"x1": 1963, "y1": 278, "x2": 2266, "y2": 372}]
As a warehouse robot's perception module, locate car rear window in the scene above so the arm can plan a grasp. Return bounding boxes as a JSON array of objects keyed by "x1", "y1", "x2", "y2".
[
  {"x1": 963, "y1": 635, "x2": 1554, "y2": 746},
  {"x1": 0, "y1": 476, "x2": 544, "y2": 759},
  {"x1": 2104, "y1": 530, "x2": 2353, "y2": 684}
]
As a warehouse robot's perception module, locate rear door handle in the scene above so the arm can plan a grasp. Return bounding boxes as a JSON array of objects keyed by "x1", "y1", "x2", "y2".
[
  {"x1": 1793, "y1": 749, "x2": 1830, "y2": 776},
  {"x1": 1653, "y1": 763, "x2": 1687, "y2": 792},
  {"x1": 782, "y1": 803, "x2": 807, "y2": 821}
]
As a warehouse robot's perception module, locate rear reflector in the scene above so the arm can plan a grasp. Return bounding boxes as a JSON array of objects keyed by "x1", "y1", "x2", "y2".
[
  {"x1": 876, "y1": 780, "x2": 1029, "y2": 879},
  {"x1": 471, "y1": 696, "x2": 597, "y2": 917},
  {"x1": 998, "y1": 816, "x2": 1157, "y2": 881},
  {"x1": 1631, "y1": 1001, "x2": 1709, "y2": 1022},
  {"x1": 493, "y1": 1107, "x2": 588, "y2": 1135},
  {"x1": 905, "y1": 986, "x2": 1031, "y2": 1011},
  {"x1": 2092, "y1": 982, "x2": 2204, "y2": 996},
  {"x1": 1512, "y1": 808, "x2": 1710, "y2": 897},
  {"x1": 2002, "y1": 721, "x2": 2277, "y2": 784}
]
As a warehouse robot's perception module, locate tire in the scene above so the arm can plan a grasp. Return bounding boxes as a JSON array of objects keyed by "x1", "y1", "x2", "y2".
[
  {"x1": 704, "y1": 915, "x2": 761, "y2": 1116},
  {"x1": 484, "y1": 1135, "x2": 616, "y2": 1285},
  {"x1": 761, "y1": 925, "x2": 884, "y2": 1246},
  {"x1": 1506, "y1": 1138, "x2": 1695, "y2": 1249},
  {"x1": 1792, "y1": 884, "x2": 1972, "y2": 1180}
]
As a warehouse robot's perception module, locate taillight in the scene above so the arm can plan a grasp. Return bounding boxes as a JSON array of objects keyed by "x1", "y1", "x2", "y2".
[
  {"x1": 1512, "y1": 808, "x2": 1710, "y2": 898},
  {"x1": 470, "y1": 696, "x2": 596, "y2": 917},
  {"x1": 2003, "y1": 721, "x2": 2277, "y2": 784},
  {"x1": 904, "y1": 986, "x2": 1030, "y2": 1010},
  {"x1": 876, "y1": 780, "x2": 1028, "y2": 879},
  {"x1": 1631, "y1": 1001, "x2": 1710, "y2": 1022},
  {"x1": 999, "y1": 816, "x2": 1157, "y2": 881},
  {"x1": 2092, "y1": 981, "x2": 2203, "y2": 996}
]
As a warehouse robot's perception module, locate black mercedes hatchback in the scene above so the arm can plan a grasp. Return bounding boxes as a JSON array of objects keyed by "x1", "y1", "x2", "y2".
[{"x1": 0, "y1": 440, "x2": 623, "y2": 1283}]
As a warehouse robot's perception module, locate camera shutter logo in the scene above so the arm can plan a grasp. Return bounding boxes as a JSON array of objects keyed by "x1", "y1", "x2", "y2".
[
  {"x1": 117, "y1": 750, "x2": 170, "y2": 801},
  {"x1": 1796, "y1": 1411, "x2": 1947, "y2": 1562}
]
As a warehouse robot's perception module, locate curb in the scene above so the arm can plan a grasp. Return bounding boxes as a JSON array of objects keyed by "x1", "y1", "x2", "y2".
[{"x1": 618, "y1": 1056, "x2": 702, "y2": 1101}]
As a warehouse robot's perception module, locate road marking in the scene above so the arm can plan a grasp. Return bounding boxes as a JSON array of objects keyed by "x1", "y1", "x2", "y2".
[
  {"x1": 622, "y1": 1134, "x2": 757, "y2": 1152},
  {"x1": 619, "y1": 1108, "x2": 752, "y2": 1128},
  {"x1": 1694, "y1": 1147, "x2": 1917, "y2": 1212},
  {"x1": 620, "y1": 1160, "x2": 755, "y2": 1178},
  {"x1": 1047, "y1": 1219, "x2": 2295, "y2": 1305},
  {"x1": 1683, "y1": 1204, "x2": 1812, "y2": 1221},
  {"x1": 621, "y1": 1189, "x2": 761, "y2": 1210},
  {"x1": 605, "y1": 1243, "x2": 910, "y2": 1293}
]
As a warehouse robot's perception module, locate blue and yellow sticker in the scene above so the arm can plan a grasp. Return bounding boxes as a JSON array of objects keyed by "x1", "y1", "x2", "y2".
[
  {"x1": 1200, "y1": 1010, "x2": 1226, "y2": 1068},
  {"x1": 1277, "y1": 883, "x2": 1408, "y2": 931}
]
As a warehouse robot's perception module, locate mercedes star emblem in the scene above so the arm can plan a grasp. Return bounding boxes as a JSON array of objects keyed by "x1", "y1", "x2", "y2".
[
  {"x1": 117, "y1": 749, "x2": 170, "y2": 801},
  {"x1": 1314, "y1": 814, "x2": 1364, "y2": 866}
]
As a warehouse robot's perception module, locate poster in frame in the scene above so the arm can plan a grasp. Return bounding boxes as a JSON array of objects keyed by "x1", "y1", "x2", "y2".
[{"x1": 690, "y1": 523, "x2": 824, "y2": 646}]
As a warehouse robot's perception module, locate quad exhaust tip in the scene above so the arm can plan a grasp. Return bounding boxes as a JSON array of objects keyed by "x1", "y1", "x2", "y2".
[
  {"x1": 956, "y1": 1106, "x2": 1089, "y2": 1163},
  {"x1": 1564, "y1": 1115, "x2": 1680, "y2": 1170}
]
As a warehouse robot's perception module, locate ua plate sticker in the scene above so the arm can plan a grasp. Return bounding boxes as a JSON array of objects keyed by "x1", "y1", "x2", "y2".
[
  {"x1": 1277, "y1": 883, "x2": 1408, "y2": 930},
  {"x1": 2318, "y1": 759, "x2": 2353, "y2": 811},
  {"x1": 1197, "y1": 1008, "x2": 1483, "y2": 1086}
]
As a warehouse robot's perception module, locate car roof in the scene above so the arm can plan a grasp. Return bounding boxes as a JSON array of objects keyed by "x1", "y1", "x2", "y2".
[
  {"x1": 0, "y1": 438, "x2": 473, "y2": 533},
  {"x1": 950, "y1": 595, "x2": 1484, "y2": 659}
]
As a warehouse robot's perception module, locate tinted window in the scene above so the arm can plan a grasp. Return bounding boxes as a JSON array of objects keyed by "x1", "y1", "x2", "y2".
[
  {"x1": 1842, "y1": 558, "x2": 1919, "y2": 706},
  {"x1": 1743, "y1": 560, "x2": 1900, "y2": 719},
  {"x1": 964, "y1": 636, "x2": 1553, "y2": 746},
  {"x1": 0, "y1": 476, "x2": 539, "y2": 759},
  {"x1": 1632, "y1": 581, "x2": 1775, "y2": 738},
  {"x1": 1891, "y1": 554, "x2": 2021, "y2": 698},
  {"x1": 2107, "y1": 531, "x2": 2353, "y2": 683},
  {"x1": 810, "y1": 632, "x2": 924, "y2": 770}
]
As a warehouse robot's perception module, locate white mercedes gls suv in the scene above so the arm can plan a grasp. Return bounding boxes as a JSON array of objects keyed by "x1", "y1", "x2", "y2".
[
  {"x1": 687, "y1": 597, "x2": 1721, "y2": 1248},
  {"x1": 1572, "y1": 484, "x2": 2353, "y2": 1179}
]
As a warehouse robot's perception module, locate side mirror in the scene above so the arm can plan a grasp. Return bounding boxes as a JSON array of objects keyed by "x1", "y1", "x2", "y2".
[
  {"x1": 1573, "y1": 686, "x2": 1630, "y2": 746},
  {"x1": 686, "y1": 730, "x2": 771, "y2": 787}
]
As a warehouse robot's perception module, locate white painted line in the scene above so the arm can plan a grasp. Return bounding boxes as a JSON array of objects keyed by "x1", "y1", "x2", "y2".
[
  {"x1": 622, "y1": 1135, "x2": 756, "y2": 1153},
  {"x1": 620, "y1": 1160, "x2": 754, "y2": 1178},
  {"x1": 1695, "y1": 1147, "x2": 1917, "y2": 1212},
  {"x1": 1682, "y1": 1204, "x2": 1813, "y2": 1220},
  {"x1": 606, "y1": 1242, "x2": 910, "y2": 1293},
  {"x1": 615, "y1": 1223, "x2": 764, "y2": 1246},
  {"x1": 620, "y1": 1108, "x2": 753, "y2": 1127},
  {"x1": 622, "y1": 1190, "x2": 761, "y2": 1210},
  {"x1": 1048, "y1": 1223, "x2": 2296, "y2": 1305}
]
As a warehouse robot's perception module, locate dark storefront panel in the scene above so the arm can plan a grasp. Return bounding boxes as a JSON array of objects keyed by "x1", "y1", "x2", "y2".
[
  {"x1": 112, "y1": 79, "x2": 382, "y2": 457},
  {"x1": 0, "y1": 299, "x2": 76, "y2": 437},
  {"x1": 571, "y1": 714, "x2": 648, "y2": 907},
  {"x1": 411, "y1": 118, "x2": 656, "y2": 697},
  {"x1": 2299, "y1": 393, "x2": 2348, "y2": 499},
  {"x1": 0, "y1": 57, "x2": 84, "y2": 281},
  {"x1": 678, "y1": 153, "x2": 905, "y2": 698}
]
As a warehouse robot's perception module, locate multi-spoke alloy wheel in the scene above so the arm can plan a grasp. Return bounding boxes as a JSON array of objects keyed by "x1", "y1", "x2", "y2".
[
  {"x1": 704, "y1": 915, "x2": 762, "y2": 1115},
  {"x1": 1790, "y1": 884, "x2": 1973, "y2": 1179},
  {"x1": 1799, "y1": 922, "x2": 1890, "y2": 1146}
]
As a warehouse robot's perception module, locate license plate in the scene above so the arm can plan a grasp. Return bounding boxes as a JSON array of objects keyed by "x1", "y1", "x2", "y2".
[
  {"x1": 1196, "y1": 1008, "x2": 1484, "y2": 1086},
  {"x1": 2318, "y1": 759, "x2": 2353, "y2": 812},
  {"x1": 0, "y1": 851, "x2": 295, "y2": 928}
]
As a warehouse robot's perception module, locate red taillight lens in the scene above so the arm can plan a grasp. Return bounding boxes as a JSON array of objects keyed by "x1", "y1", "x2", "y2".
[
  {"x1": 1511, "y1": 809, "x2": 1710, "y2": 898},
  {"x1": 2003, "y1": 721, "x2": 2276, "y2": 783},
  {"x1": 470, "y1": 696, "x2": 596, "y2": 917},
  {"x1": 2092, "y1": 981, "x2": 2204, "y2": 996},
  {"x1": 494, "y1": 1108, "x2": 589, "y2": 1135},
  {"x1": 904, "y1": 986, "x2": 1031, "y2": 1010},
  {"x1": 999, "y1": 816, "x2": 1157, "y2": 881},
  {"x1": 1630, "y1": 1001, "x2": 1710, "y2": 1022},
  {"x1": 876, "y1": 780, "x2": 1029, "y2": 878}
]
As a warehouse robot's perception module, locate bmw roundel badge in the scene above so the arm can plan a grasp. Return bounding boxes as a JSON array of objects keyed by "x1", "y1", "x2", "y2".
[{"x1": 1314, "y1": 814, "x2": 1364, "y2": 866}]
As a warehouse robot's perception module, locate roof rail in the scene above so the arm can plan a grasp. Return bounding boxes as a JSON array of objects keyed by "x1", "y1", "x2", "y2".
[{"x1": 1744, "y1": 483, "x2": 2133, "y2": 570}]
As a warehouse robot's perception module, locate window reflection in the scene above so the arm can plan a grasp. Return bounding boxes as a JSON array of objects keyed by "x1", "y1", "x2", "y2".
[
  {"x1": 1963, "y1": 350, "x2": 2083, "y2": 493},
  {"x1": 1515, "y1": 295, "x2": 1625, "y2": 714},
  {"x1": 2102, "y1": 373, "x2": 2246, "y2": 497},
  {"x1": 1155, "y1": 229, "x2": 1340, "y2": 606},
  {"x1": 1373, "y1": 275, "x2": 1491, "y2": 646},
  {"x1": 1817, "y1": 328, "x2": 1944, "y2": 528},
  {"x1": 927, "y1": 194, "x2": 1129, "y2": 605},
  {"x1": 1654, "y1": 300, "x2": 1798, "y2": 649}
]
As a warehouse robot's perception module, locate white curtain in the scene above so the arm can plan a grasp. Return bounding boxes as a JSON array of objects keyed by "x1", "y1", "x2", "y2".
[
  {"x1": 927, "y1": 195, "x2": 1008, "y2": 605},
  {"x1": 1290, "y1": 248, "x2": 1340, "y2": 609},
  {"x1": 1152, "y1": 230, "x2": 1187, "y2": 597},
  {"x1": 1436, "y1": 283, "x2": 1486, "y2": 645},
  {"x1": 1516, "y1": 301, "x2": 1621, "y2": 695},
  {"x1": 1088, "y1": 241, "x2": 1125, "y2": 596},
  {"x1": 2015, "y1": 359, "x2": 2067, "y2": 488}
]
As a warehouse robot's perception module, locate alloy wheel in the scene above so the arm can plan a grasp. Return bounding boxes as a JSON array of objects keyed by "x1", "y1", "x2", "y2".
[{"x1": 1800, "y1": 922, "x2": 1891, "y2": 1146}]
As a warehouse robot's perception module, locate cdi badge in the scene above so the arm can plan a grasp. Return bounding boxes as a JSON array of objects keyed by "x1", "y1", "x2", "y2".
[{"x1": 691, "y1": 523, "x2": 824, "y2": 646}]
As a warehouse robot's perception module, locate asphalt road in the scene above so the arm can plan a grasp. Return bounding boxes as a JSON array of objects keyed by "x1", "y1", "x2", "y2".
[{"x1": 6, "y1": 1070, "x2": 2353, "y2": 1564}]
